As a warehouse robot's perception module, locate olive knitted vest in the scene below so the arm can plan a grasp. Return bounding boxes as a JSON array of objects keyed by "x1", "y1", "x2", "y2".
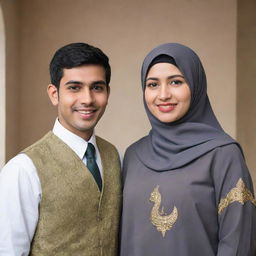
[{"x1": 23, "y1": 132, "x2": 121, "y2": 256}]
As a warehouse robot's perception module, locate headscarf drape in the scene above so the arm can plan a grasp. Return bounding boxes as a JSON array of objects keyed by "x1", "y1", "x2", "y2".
[{"x1": 134, "y1": 43, "x2": 239, "y2": 171}]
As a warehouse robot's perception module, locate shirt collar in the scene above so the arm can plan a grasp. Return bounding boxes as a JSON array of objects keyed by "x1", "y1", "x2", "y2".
[{"x1": 52, "y1": 119, "x2": 97, "y2": 160}]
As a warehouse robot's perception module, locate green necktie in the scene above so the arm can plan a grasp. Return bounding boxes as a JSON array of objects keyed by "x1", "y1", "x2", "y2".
[{"x1": 85, "y1": 143, "x2": 102, "y2": 191}]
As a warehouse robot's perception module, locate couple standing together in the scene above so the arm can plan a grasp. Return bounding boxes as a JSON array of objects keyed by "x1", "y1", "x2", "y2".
[{"x1": 0, "y1": 42, "x2": 255, "y2": 256}]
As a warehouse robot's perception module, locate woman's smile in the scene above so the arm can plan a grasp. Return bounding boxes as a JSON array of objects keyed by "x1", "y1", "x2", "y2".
[
  {"x1": 157, "y1": 103, "x2": 177, "y2": 113},
  {"x1": 145, "y1": 63, "x2": 191, "y2": 123}
]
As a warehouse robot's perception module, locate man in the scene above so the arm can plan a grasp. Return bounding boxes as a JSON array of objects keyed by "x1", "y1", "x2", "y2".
[{"x1": 0, "y1": 43, "x2": 121, "y2": 255}]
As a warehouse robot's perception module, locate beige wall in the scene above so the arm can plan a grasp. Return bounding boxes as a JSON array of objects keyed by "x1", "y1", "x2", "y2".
[
  {"x1": 4, "y1": 0, "x2": 255, "y2": 187},
  {"x1": 237, "y1": 0, "x2": 256, "y2": 186},
  {"x1": 6, "y1": 0, "x2": 236, "y2": 159},
  {"x1": 0, "y1": 3, "x2": 5, "y2": 168},
  {"x1": 1, "y1": 0, "x2": 20, "y2": 162}
]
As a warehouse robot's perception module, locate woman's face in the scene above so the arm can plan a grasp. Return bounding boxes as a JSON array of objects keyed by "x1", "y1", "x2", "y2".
[{"x1": 145, "y1": 63, "x2": 191, "y2": 123}]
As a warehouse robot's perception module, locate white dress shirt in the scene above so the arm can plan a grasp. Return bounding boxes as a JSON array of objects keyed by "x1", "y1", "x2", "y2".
[{"x1": 0, "y1": 119, "x2": 103, "y2": 256}]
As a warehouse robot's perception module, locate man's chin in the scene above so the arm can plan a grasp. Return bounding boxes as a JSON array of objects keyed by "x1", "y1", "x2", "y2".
[{"x1": 75, "y1": 123, "x2": 97, "y2": 133}]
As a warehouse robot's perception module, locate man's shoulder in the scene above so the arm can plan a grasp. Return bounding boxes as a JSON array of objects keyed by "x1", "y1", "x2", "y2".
[
  {"x1": 0, "y1": 133, "x2": 54, "y2": 180},
  {"x1": 22, "y1": 131, "x2": 55, "y2": 154},
  {"x1": 95, "y1": 136, "x2": 118, "y2": 153},
  {"x1": 0, "y1": 153, "x2": 37, "y2": 179}
]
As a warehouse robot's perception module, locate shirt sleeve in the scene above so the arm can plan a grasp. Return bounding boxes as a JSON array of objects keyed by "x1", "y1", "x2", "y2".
[
  {"x1": 0, "y1": 154, "x2": 41, "y2": 256},
  {"x1": 212, "y1": 144, "x2": 256, "y2": 256}
]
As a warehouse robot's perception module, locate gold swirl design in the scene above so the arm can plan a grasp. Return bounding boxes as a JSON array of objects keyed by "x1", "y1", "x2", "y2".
[
  {"x1": 149, "y1": 185, "x2": 178, "y2": 237},
  {"x1": 218, "y1": 178, "x2": 256, "y2": 214}
]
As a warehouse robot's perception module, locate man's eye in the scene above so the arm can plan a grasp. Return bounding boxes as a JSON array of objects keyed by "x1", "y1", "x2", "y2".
[
  {"x1": 68, "y1": 86, "x2": 80, "y2": 91},
  {"x1": 92, "y1": 85, "x2": 104, "y2": 91}
]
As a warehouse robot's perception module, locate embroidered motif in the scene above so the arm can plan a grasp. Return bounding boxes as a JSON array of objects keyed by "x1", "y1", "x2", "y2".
[
  {"x1": 149, "y1": 185, "x2": 178, "y2": 237},
  {"x1": 218, "y1": 178, "x2": 256, "y2": 214}
]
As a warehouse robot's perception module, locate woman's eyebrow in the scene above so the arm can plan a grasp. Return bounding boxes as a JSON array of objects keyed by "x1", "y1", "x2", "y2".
[
  {"x1": 145, "y1": 77, "x2": 158, "y2": 82},
  {"x1": 146, "y1": 74, "x2": 184, "y2": 81},
  {"x1": 167, "y1": 75, "x2": 184, "y2": 79}
]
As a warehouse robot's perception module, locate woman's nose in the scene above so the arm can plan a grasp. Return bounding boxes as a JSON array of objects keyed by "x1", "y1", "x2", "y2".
[{"x1": 159, "y1": 84, "x2": 171, "y2": 101}]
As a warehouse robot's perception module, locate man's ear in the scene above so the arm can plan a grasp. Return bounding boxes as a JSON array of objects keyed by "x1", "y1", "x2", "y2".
[{"x1": 47, "y1": 84, "x2": 59, "y2": 106}]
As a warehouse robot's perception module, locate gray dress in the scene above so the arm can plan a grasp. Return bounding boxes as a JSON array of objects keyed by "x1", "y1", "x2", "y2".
[
  {"x1": 120, "y1": 143, "x2": 256, "y2": 256},
  {"x1": 120, "y1": 43, "x2": 256, "y2": 256}
]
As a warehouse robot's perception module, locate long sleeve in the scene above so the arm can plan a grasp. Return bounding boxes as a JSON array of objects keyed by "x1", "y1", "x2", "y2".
[
  {"x1": 0, "y1": 154, "x2": 41, "y2": 256},
  {"x1": 212, "y1": 144, "x2": 256, "y2": 256}
]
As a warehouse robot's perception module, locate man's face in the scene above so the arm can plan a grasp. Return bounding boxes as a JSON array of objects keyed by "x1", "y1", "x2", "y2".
[{"x1": 48, "y1": 65, "x2": 110, "y2": 140}]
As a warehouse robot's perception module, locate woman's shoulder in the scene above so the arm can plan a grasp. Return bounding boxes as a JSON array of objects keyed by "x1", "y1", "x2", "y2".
[
  {"x1": 209, "y1": 143, "x2": 249, "y2": 179},
  {"x1": 124, "y1": 136, "x2": 148, "y2": 158},
  {"x1": 210, "y1": 143, "x2": 244, "y2": 161},
  {"x1": 210, "y1": 143, "x2": 253, "y2": 199}
]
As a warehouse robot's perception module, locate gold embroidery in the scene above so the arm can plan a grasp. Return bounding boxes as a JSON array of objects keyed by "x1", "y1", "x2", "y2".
[
  {"x1": 218, "y1": 178, "x2": 256, "y2": 214},
  {"x1": 149, "y1": 185, "x2": 178, "y2": 237}
]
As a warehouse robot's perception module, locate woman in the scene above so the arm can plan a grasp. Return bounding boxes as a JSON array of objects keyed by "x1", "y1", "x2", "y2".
[{"x1": 120, "y1": 43, "x2": 256, "y2": 256}]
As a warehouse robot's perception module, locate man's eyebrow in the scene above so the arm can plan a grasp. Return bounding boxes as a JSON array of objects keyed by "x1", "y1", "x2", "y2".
[
  {"x1": 64, "y1": 80, "x2": 83, "y2": 86},
  {"x1": 64, "y1": 80, "x2": 107, "y2": 86},
  {"x1": 146, "y1": 75, "x2": 184, "y2": 82},
  {"x1": 91, "y1": 80, "x2": 107, "y2": 85}
]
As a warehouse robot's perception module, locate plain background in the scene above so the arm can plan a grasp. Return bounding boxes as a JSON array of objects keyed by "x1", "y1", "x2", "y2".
[{"x1": 0, "y1": 0, "x2": 255, "y2": 188}]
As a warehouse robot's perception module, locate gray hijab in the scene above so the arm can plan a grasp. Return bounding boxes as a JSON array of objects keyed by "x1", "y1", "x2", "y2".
[{"x1": 135, "y1": 43, "x2": 239, "y2": 171}]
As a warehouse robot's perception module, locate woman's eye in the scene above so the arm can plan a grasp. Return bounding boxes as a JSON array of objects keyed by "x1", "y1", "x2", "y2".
[
  {"x1": 147, "y1": 82, "x2": 158, "y2": 88},
  {"x1": 170, "y1": 80, "x2": 183, "y2": 86}
]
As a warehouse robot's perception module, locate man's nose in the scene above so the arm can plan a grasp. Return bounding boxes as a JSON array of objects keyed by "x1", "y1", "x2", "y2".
[{"x1": 80, "y1": 88, "x2": 94, "y2": 105}]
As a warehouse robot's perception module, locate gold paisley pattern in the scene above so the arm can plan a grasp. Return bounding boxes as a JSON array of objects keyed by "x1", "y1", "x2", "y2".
[
  {"x1": 218, "y1": 178, "x2": 256, "y2": 214},
  {"x1": 149, "y1": 185, "x2": 178, "y2": 237}
]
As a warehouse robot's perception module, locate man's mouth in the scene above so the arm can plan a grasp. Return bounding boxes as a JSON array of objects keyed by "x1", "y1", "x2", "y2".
[
  {"x1": 74, "y1": 108, "x2": 97, "y2": 119},
  {"x1": 76, "y1": 110, "x2": 96, "y2": 114}
]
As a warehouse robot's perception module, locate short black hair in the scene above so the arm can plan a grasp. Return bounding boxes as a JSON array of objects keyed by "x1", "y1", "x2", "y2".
[{"x1": 50, "y1": 42, "x2": 111, "y2": 88}]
